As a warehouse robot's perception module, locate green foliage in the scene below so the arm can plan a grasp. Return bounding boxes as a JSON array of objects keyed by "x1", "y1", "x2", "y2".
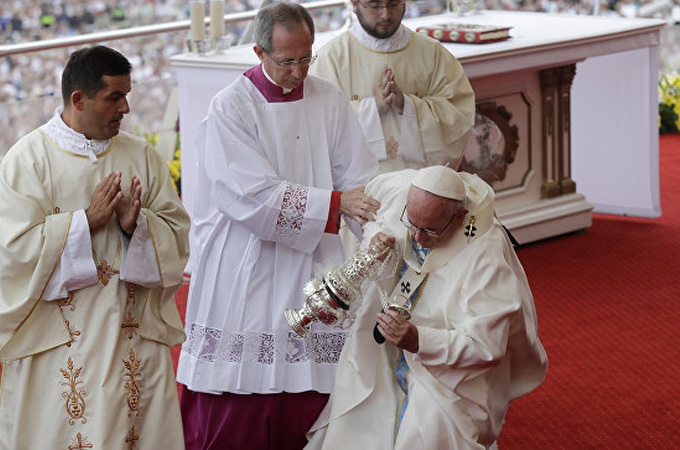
[{"x1": 659, "y1": 74, "x2": 680, "y2": 133}]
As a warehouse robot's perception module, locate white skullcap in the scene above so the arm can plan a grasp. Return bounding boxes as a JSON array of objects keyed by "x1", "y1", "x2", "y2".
[{"x1": 411, "y1": 165, "x2": 466, "y2": 200}]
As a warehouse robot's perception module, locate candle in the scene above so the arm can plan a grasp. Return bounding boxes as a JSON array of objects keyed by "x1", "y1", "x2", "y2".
[
  {"x1": 210, "y1": 0, "x2": 225, "y2": 39},
  {"x1": 190, "y1": 1, "x2": 205, "y2": 41},
  {"x1": 447, "y1": 0, "x2": 458, "y2": 14}
]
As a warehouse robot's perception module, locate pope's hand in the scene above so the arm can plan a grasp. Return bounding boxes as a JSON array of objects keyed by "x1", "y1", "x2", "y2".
[
  {"x1": 377, "y1": 308, "x2": 418, "y2": 353},
  {"x1": 368, "y1": 232, "x2": 395, "y2": 260}
]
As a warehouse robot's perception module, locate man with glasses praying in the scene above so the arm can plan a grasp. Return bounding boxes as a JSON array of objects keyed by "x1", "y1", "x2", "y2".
[
  {"x1": 311, "y1": 0, "x2": 476, "y2": 173},
  {"x1": 176, "y1": 3, "x2": 379, "y2": 449},
  {"x1": 306, "y1": 165, "x2": 548, "y2": 449}
]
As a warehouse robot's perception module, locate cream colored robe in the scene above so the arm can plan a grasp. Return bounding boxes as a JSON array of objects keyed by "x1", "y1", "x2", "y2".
[
  {"x1": 306, "y1": 170, "x2": 548, "y2": 449},
  {"x1": 0, "y1": 129, "x2": 190, "y2": 449},
  {"x1": 311, "y1": 26, "x2": 476, "y2": 173}
]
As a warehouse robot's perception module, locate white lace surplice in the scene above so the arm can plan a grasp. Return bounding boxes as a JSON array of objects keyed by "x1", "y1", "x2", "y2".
[{"x1": 176, "y1": 73, "x2": 378, "y2": 395}]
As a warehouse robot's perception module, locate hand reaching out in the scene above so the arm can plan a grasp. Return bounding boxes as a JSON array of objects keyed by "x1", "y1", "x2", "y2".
[{"x1": 340, "y1": 186, "x2": 381, "y2": 226}]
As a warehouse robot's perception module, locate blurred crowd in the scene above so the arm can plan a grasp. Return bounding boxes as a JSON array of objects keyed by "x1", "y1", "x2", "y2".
[{"x1": 0, "y1": 0, "x2": 678, "y2": 152}]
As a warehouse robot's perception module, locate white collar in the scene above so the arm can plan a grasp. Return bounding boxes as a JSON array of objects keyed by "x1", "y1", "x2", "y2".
[
  {"x1": 40, "y1": 106, "x2": 111, "y2": 164},
  {"x1": 262, "y1": 65, "x2": 293, "y2": 94},
  {"x1": 348, "y1": 19, "x2": 411, "y2": 52}
]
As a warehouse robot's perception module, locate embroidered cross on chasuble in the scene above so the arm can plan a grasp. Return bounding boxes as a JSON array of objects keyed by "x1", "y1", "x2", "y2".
[
  {"x1": 68, "y1": 432, "x2": 93, "y2": 450},
  {"x1": 96, "y1": 259, "x2": 119, "y2": 286}
]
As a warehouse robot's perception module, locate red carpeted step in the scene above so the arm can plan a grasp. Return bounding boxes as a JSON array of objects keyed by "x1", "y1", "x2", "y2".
[{"x1": 498, "y1": 134, "x2": 680, "y2": 448}]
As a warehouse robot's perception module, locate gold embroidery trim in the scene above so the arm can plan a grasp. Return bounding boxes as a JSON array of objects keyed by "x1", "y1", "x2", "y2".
[
  {"x1": 68, "y1": 432, "x2": 93, "y2": 450},
  {"x1": 126, "y1": 283, "x2": 136, "y2": 305},
  {"x1": 125, "y1": 426, "x2": 140, "y2": 449},
  {"x1": 122, "y1": 283, "x2": 140, "y2": 339},
  {"x1": 123, "y1": 348, "x2": 142, "y2": 417},
  {"x1": 386, "y1": 136, "x2": 399, "y2": 159},
  {"x1": 64, "y1": 320, "x2": 82, "y2": 347},
  {"x1": 57, "y1": 293, "x2": 76, "y2": 311},
  {"x1": 60, "y1": 356, "x2": 87, "y2": 425},
  {"x1": 96, "y1": 258, "x2": 119, "y2": 286},
  {"x1": 121, "y1": 310, "x2": 140, "y2": 340}
]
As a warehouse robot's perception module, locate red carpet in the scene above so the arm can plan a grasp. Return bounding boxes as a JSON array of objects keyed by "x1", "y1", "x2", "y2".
[{"x1": 498, "y1": 134, "x2": 680, "y2": 448}]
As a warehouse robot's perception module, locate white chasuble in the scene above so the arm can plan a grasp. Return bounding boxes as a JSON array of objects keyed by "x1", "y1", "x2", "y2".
[
  {"x1": 0, "y1": 127, "x2": 190, "y2": 449},
  {"x1": 306, "y1": 170, "x2": 547, "y2": 449}
]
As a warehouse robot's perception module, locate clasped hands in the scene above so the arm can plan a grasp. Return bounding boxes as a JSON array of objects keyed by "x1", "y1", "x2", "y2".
[
  {"x1": 374, "y1": 66, "x2": 404, "y2": 115},
  {"x1": 86, "y1": 171, "x2": 141, "y2": 235}
]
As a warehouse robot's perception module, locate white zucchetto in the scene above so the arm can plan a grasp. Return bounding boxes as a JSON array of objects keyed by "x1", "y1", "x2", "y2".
[{"x1": 411, "y1": 165, "x2": 466, "y2": 200}]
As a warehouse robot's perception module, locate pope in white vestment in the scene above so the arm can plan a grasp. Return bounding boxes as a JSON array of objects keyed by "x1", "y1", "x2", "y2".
[
  {"x1": 0, "y1": 110, "x2": 190, "y2": 449},
  {"x1": 176, "y1": 63, "x2": 379, "y2": 396},
  {"x1": 306, "y1": 167, "x2": 548, "y2": 449},
  {"x1": 311, "y1": 15, "x2": 476, "y2": 173}
]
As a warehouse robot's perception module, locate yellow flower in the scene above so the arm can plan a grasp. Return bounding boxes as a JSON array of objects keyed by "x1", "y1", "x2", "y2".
[
  {"x1": 167, "y1": 149, "x2": 181, "y2": 195},
  {"x1": 659, "y1": 74, "x2": 680, "y2": 133}
]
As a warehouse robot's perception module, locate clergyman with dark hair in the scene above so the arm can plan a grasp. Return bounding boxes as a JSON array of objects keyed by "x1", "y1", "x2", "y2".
[{"x1": 0, "y1": 45, "x2": 190, "y2": 449}]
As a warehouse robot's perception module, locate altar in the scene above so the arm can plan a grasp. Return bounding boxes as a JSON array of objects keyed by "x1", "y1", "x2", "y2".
[{"x1": 171, "y1": 11, "x2": 665, "y2": 245}]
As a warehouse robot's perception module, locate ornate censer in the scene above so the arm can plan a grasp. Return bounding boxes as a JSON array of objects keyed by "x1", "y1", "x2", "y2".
[{"x1": 285, "y1": 246, "x2": 395, "y2": 337}]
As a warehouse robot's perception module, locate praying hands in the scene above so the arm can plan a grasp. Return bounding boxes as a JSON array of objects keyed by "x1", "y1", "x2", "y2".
[
  {"x1": 86, "y1": 171, "x2": 141, "y2": 235},
  {"x1": 115, "y1": 174, "x2": 142, "y2": 235},
  {"x1": 375, "y1": 66, "x2": 404, "y2": 115}
]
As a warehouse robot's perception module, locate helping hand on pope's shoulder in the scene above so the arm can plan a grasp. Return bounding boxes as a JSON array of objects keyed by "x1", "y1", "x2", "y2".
[
  {"x1": 310, "y1": 0, "x2": 476, "y2": 172},
  {"x1": 340, "y1": 185, "x2": 381, "y2": 225}
]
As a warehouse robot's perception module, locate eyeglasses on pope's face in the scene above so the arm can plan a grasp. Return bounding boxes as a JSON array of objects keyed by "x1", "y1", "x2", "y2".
[
  {"x1": 399, "y1": 205, "x2": 458, "y2": 238},
  {"x1": 357, "y1": 0, "x2": 406, "y2": 9},
  {"x1": 266, "y1": 54, "x2": 317, "y2": 68}
]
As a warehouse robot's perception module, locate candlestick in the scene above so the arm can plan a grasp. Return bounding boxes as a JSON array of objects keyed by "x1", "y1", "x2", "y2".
[
  {"x1": 190, "y1": 1, "x2": 205, "y2": 41},
  {"x1": 210, "y1": 0, "x2": 225, "y2": 39}
]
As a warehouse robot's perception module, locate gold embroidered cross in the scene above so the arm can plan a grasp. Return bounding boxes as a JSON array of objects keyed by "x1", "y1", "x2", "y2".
[
  {"x1": 97, "y1": 258, "x2": 119, "y2": 286},
  {"x1": 121, "y1": 310, "x2": 140, "y2": 340},
  {"x1": 68, "y1": 433, "x2": 93, "y2": 450},
  {"x1": 125, "y1": 426, "x2": 140, "y2": 450}
]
